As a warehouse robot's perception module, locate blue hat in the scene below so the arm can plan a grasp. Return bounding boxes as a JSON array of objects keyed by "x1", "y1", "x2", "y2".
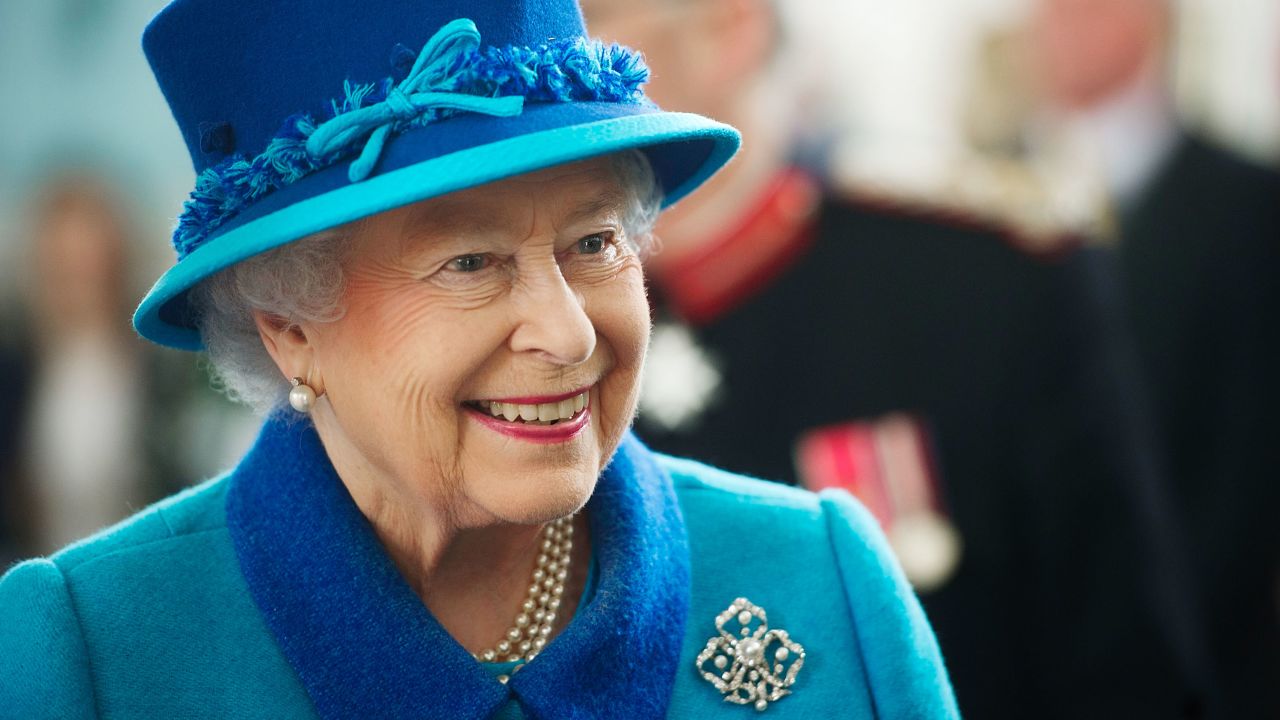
[{"x1": 133, "y1": 0, "x2": 740, "y2": 350}]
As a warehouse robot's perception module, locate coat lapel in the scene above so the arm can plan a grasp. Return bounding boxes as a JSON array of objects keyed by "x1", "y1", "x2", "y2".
[{"x1": 226, "y1": 414, "x2": 690, "y2": 720}]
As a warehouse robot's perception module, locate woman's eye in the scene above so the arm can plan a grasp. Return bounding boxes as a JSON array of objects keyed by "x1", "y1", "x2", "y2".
[
  {"x1": 450, "y1": 254, "x2": 488, "y2": 272},
  {"x1": 577, "y1": 233, "x2": 611, "y2": 254}
]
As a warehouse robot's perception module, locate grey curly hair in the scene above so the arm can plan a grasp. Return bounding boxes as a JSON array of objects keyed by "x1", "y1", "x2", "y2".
[{"x1": 189, "y1": 150, "x2": 665, "y2": 415}]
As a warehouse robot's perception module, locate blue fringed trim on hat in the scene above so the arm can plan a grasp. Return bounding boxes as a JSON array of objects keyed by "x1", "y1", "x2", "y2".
[{"x1": 172, "y1": 18, "x2": 650, "y2": 260}]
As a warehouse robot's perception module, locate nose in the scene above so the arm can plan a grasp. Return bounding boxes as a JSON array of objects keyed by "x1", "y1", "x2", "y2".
[{"x1": 508, "y1": 263, "x2": 596, "y2": 367}]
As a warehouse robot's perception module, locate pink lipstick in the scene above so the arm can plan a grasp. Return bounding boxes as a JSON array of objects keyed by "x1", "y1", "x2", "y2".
[{"x1": 464, "y1": 387, "x2": 592, "y2": 444}]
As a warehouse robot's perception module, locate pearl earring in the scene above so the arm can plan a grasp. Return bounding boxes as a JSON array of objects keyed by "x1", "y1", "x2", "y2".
[{"x1": 289, "y1": 376, "x2": 317, "y2": 413}]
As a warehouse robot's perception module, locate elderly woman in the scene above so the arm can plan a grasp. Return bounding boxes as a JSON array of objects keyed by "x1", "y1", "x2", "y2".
[{"x1": 0, "y1": 1, "x2": 957, "y2": 718}]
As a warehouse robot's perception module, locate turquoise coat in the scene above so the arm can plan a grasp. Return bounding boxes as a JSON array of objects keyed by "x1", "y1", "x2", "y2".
[{"x1": 0, "y1": 415, "x2": 957, "y2": 718}]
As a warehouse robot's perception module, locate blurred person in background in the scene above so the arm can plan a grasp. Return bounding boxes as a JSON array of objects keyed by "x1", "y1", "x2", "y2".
[
  {"x1": 584, "y1": 0, "x2": 1206, "y2": 717},
  {"x1": 17, "y1": 175, "x2": 148, "y2": 554},
  {"x1": 1022, "y1": 0, "x2": 1279, "y2": 715},
  {"x1": 3, "y1": 172, "x2": 238, "y2": 557}
]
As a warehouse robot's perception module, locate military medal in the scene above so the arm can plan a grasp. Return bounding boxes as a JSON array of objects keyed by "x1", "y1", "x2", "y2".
[
  {"x1": 695, "y1": 598, "x2": 806, "y2": 712},
  {"x1": 887, "y1": 509, "x2": 962, "y2": 592},
  {"x1": 794, "y1": 414, "x2": 962, "y2": 591}
]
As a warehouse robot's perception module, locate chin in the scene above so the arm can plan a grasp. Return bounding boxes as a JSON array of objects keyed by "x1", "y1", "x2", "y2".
[
  {"x1": 467, "y1": 453, "x2": 602, "y2": 526},
  {"x1": 458, "y1": 390, "x2": 638, "y2": 525}
]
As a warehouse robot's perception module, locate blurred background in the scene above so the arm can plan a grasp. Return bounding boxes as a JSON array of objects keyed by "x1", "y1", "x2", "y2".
[
  {"x1": 0, "y1": 1, "x2": 269, "y2": 564},
  {"x1": 0, "y1": 0, "x2": 1276, "y2": 717}
]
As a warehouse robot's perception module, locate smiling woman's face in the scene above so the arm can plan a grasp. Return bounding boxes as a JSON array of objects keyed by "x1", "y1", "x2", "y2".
[{"x1": 300, "y1": 156, "x2": 650, "y2": 527}]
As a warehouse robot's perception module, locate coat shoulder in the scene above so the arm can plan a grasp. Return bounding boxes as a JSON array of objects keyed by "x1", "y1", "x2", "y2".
[
  {"x1": 659, "y1": 453, "x2": 885, "y2": 543},
  {"x1": 1, "y1": 472, "x2": 311, "y2": 718},
  {"x1": 660, "y1": 453, "x2": 821, "y2": 511},
  {"x1": 659, "y1": 454, "x2": 960, "y2": 718},
  {"x1": 0, "y1": 476, "x2": 235, "y2": 717}
]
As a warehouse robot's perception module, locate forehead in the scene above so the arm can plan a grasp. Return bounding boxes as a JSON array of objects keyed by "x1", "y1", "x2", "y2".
[{"x1": 394, "y1": 156, "x2": 624, "y2": 237}]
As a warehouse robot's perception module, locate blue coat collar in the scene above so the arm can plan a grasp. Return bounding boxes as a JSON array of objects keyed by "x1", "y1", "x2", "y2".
[{"x1": 226, "y1": 414, "x2": 691, "y2": 719}]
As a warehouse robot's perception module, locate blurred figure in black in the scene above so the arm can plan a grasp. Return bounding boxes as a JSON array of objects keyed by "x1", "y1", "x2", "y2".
[
  {"x1": 2, "y1": 172, "x2": 243, "y2": 559},
  {"x1": 584, "y1": 0, "x2": 1205, "y2": 717},
  {"x1": 11, "y1": 175, "x2": 152, "y2": 554},
  {"x1": 0, "y1": 298, "x2": 35, "y2": 566},
  {"x1": 1024, "y1": 1, "x2": 1280, "y2": 715}
]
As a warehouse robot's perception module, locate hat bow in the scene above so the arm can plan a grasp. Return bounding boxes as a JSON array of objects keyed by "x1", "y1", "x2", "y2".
[{"x1": 306, "y1": 18, "x2": 525, "y2": 182}]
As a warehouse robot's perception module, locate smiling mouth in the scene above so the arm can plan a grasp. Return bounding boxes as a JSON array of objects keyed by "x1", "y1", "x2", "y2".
[{"x1": 464, "y1": 389, "x2": 591, "y2": 426}]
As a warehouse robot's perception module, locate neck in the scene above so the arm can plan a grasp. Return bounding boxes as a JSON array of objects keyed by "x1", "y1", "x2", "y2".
[
  {"x1": 309, "y1": 410, "x2": 591, "y2": 655},
  {"x1": 1044, "y1": 61, "x2": 1177, "y2": 206},
  {"x1": 648, "y1": 88, "x2": 794, "y2": 277}
]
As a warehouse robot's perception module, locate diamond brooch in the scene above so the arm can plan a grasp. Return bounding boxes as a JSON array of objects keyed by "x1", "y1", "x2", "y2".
[{"x1": 695, "y1": 598, "x2": 806, "y2": 712}]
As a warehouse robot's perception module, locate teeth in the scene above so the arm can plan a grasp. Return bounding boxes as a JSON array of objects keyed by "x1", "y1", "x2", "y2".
[
  {"x1": 480, "y1": 391, "x2": 591, "y2": 424},
  {"x1": 537, "y1": 403, "x2": 557, "y2": 422}
]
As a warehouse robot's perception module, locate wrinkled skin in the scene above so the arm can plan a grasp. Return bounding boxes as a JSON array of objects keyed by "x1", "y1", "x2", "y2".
[{"x1": 255, "y1": 157, "x2": 650, "y2": 648}]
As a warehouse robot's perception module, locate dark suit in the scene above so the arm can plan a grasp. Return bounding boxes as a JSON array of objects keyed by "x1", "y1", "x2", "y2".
[
  {"x1": 1118, "y1": 135, "x2": 1280, "y2": 719},
  {"x1": 0, "y1": 313, "x2": 35, "y2": 564},
  {"x1": 640, "y1": 191, "x2": 1204, "y2": 718}
]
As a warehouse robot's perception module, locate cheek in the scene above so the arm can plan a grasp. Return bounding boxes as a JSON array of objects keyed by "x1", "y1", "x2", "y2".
[
  {"x1": 585, "y1": 262, "x2": 650, "y2": 438},
  {"x1": 340, "y1": 277, "x2": 502, "y2": 374},
  {"x1": 319, "y1": 282, "x2": 507, "y2": 455},
  {"x1": 591, "y1": 261, "x2": 649, "y2": 369}
]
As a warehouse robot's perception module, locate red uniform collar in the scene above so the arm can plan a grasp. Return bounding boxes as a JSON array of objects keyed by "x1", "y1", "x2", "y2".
[{"x1": 656, "y1": 169, "x2": 822, "y2": 325}]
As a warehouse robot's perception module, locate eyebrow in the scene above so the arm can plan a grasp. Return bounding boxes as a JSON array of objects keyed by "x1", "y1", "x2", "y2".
[
  {"x1": 563, "y1": 189, "x2": 626, "y2": 226},
  {"x1": 401, "y1": 201, "x2": 506, "y2": 246}
]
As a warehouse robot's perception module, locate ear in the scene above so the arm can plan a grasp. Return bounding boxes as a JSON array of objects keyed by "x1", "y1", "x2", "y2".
[
  {"x1": 695, "y1": 0, "x2": 778, "y2": 92},
  {"x1": 253, "y1": 309, "x2": 322, "y2": 392}
]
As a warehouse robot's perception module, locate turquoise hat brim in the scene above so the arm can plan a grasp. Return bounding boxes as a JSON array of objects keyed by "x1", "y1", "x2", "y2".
[{"x1": 134, "y1": 110, "x2": 740, "y2": 350}]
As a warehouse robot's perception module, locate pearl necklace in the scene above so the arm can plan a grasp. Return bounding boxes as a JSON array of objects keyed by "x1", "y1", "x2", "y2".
[{"x1": 473, "y1": 516, "x2": 574, "y2": 670}]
